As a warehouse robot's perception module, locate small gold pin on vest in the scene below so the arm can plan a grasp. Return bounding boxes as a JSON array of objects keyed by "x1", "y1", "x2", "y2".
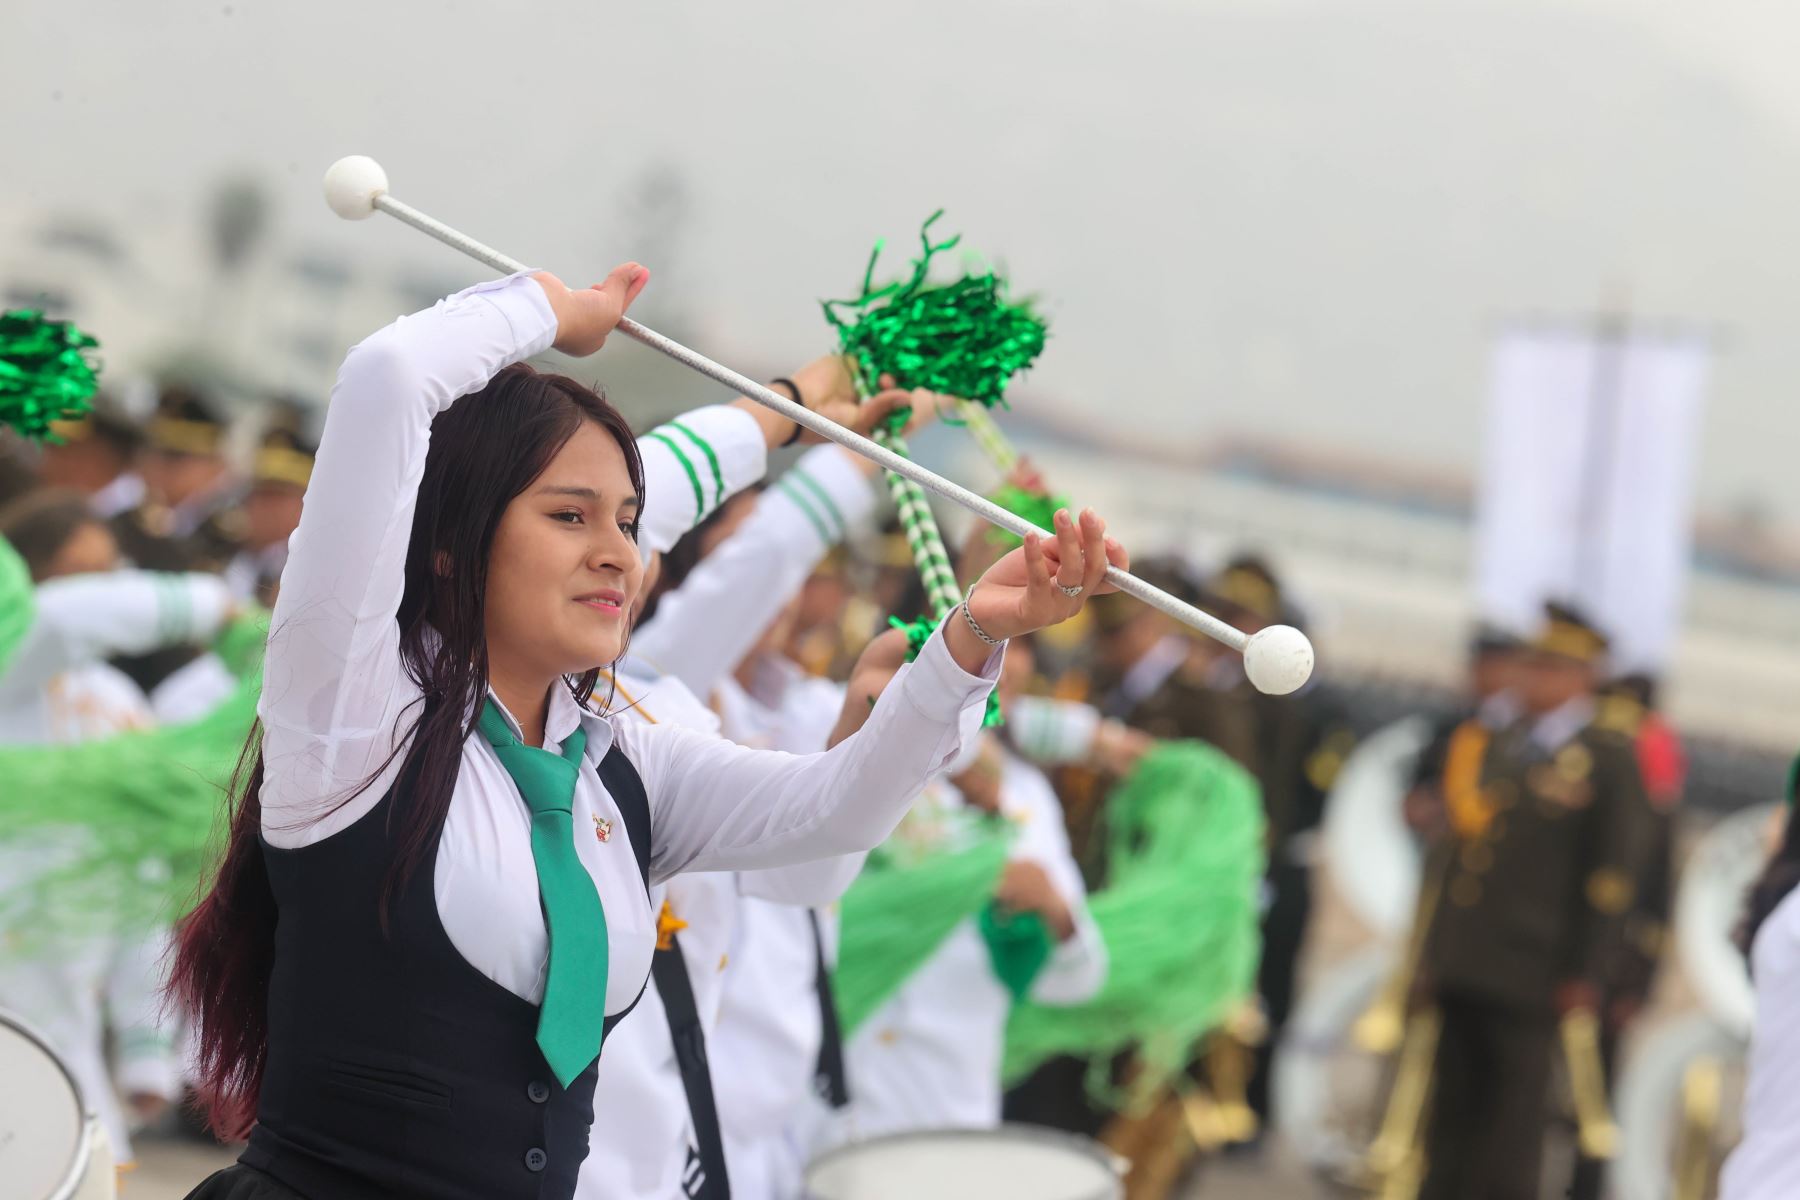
[{"x1": 593, "y1": 814, "x2": 613, "y2": 844}]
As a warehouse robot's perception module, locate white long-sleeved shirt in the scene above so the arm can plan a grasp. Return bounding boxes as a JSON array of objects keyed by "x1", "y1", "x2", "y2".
[
  {"x1": 262, "y1": 270, "x2": 997, "y2": 1077},
  {"x1": 829, "y1": 754, "x2": 1106, "y2": 1141},
  {"x1": 1720, "y1": 885, "x2": 1800, "y2": 1200},
  {"x1": 1006, "y1": 696, "x2": 1103, "y2": 768},
  {"x1": 0, "y1": 570, "x2": 231, "y2": 741},
  {"x1": 710, "y1": 661, "x2": 863, "y2": 1200}
]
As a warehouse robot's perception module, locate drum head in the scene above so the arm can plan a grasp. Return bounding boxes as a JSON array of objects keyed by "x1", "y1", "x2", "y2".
[
  {"x1": 806, "y1": 1125, "x2": 1122, "y2": 1200},
  {"x1": 1676, "y1": 803, "x2": 1777, "y2": 1040},
  {"x1": 1320, "y1": 717, "x2": 1430, "y2": 938},
  {"x1": 0, "y1": 1009, "x2": 91, "y2": 1200}
]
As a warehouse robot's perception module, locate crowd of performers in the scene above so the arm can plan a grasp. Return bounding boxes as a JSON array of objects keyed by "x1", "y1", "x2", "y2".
[
  {"x1": 12, "y1": 258, "x2": 1792, "y2": 1200},
  {"x1": 0, "y1": 266, "x2": 1285, "y2": 1200}
]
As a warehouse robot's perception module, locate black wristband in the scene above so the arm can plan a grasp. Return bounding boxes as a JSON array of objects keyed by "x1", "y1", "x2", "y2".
[{"x1": 770, "y1": 377, "x2": 805, "y2": 447}]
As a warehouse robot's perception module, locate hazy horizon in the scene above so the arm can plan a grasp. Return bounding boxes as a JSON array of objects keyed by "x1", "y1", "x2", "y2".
[{"x1": 7, "y1": 0, "x2": 1800, "y2": 526}]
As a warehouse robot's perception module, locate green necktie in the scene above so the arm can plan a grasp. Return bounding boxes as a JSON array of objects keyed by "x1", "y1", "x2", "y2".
[{"x1": 478, "y1": 699, "x2": 608, "y2": 1087}]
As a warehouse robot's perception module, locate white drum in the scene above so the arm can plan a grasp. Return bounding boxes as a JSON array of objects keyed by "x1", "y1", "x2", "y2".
[
  {"x1": 1271, "y1": 943, "x2": 1395, "y2": 1174},
  {"x1": 0, "y1": 1009, "x2": 115, "y2": 1200},
  {"x1": 1675, "y1": 802, "x2": 1779, "y2": 1040},
  {"x1": 1320, "y1": 717, "x2": 1431, "y2": 939},
  {"x1": 805, "y1": 1126, "x2": 1122, "y2": 1200}
]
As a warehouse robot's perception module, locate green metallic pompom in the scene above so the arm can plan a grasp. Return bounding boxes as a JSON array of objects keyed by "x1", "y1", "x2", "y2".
[
  {"x1": 888, "y1": 611, "x2": 1004, "y2": 727},
  {"x1": 0, "y1": 309, "x2": 101, "y2": 440},
  {"x1": 984, "y1": 484, "x2": 1071, "y2": 550},
  {"x1": 824, "y1": 212, "x2": 1047, "y2": 412},
  {"x1": 888, "y1": 612, "x2": 939, "y2": 662}
]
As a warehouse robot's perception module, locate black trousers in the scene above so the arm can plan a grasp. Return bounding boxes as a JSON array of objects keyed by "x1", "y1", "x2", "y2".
[{"x1": 1419, "y1": 992, "x2": 1556, "y2": 1200}]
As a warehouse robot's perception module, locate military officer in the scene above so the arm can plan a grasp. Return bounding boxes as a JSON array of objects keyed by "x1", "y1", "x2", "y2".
[{"x1": 1418, "y1": 603, "x2": 1654, "y2": 1200}]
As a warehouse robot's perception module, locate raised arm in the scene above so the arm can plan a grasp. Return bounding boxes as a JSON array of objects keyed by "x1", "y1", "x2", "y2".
[
  {"x1": 633, "y1": 444, "x2": 879, "y2": 694},
  {"x1": 620, "y1": 623, "x2": 999, "y2": 880},
  {"x1": 625, "y1": 505, "x2": 1123, "y2": 878},
  {"x1": 632, "y1": 363, "x2": 917, "y2": 559},
  {"x1": 633, "y1": 405, "x2": 769, "y2": 558},
  {"x1": 0, "y1": 570, "x2": 233, "y2": 698},
  {"x1": 257, "y1": 272, "x2": 569, "y2": 842}
]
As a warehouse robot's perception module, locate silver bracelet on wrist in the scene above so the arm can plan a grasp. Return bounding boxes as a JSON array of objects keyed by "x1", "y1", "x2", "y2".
[{"x1": 961, "y1": 585, "x2": 1003, "y2": 647}]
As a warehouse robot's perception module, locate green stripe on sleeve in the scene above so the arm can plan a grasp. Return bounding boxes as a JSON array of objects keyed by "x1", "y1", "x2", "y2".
[
  {"x1": 154, "y1": 574, "x2": 191, "y2": 641},
  {"x1": 787, "y1": 469, "x2": 846, "y2": 542},
  {"x1": 646, "y1": 431, "x2": 706, "y2": 522},
  {"x1": 668, "y1": 420, "x2": 725, "y2": 512},
  {"x1": 777, "y1": 479, "x2": 833, "y2": 546}
]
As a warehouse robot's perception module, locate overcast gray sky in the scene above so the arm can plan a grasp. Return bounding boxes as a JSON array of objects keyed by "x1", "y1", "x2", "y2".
[{"x1": 6, "y1": 0, "x2": 1800, "y2": 523}]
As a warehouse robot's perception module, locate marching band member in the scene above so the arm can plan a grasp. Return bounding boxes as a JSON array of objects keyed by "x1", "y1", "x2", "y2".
[{"x1": 171, "y1": 267, "x2": 1122, "y2": 1200}]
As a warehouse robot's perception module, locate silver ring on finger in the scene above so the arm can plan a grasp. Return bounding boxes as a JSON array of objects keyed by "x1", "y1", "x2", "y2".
[{"x1": 1059, "y1": 583, "x2": 1084, "y2": 598}]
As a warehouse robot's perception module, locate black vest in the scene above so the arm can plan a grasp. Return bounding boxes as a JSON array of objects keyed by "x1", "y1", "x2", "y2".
[{"x1": 240, "y1": 747, "x2": 652, "y2": 1200}]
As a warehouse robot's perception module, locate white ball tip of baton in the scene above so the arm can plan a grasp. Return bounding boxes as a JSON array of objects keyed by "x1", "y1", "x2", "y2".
[
  {"x1": 1244, "y1": 624, "x2": 1314, "y2": 695},
  {"x1": 323, "y1": 156, "x2": 389, "y2": 220}
]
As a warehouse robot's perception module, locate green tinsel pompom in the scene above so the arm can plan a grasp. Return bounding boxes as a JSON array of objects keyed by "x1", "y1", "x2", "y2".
[
  {"x1": 824, "y1": 211, "x2": 1047, "y2": 411},
  {"x1": 0, "y1": 309, "x2": 101, "y2": 440},
  {"x1": 0, "y1": 534, "x2": 34, "y2": 677},
  {"x1": 890, "y1": 611, "x2": 1004, "y2": 728},
  {"x1": 984, "y1": 484, "x2": 1072, "y2": 550},
  {"x1": 889, "y1": 612, "x2": 938, "y2": 662}
]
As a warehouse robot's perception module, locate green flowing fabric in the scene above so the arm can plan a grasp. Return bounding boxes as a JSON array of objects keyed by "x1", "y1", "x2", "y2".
[
  {"x1": 1002, "y1": 741, "x2": 1266, "y2": 1103},
  {"x1": 832, "y1": 807, "x2": 1014, "y2": 1036},
  {"x1": 0, "y1": 535, "x2": 32, "y2": 677},
  {"x1": 0, "y1": 613, "x2": 268, "y2": 947}
]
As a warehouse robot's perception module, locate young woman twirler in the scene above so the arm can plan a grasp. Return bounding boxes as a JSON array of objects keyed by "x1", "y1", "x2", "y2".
[{"x1": 172, "y1": 264, "x2": 1126, "y2": 1200}]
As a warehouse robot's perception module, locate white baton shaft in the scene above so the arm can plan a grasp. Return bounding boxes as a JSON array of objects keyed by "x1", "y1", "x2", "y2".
[{"x1": 322, "y1": 156, "x2": 1314, "y2": 693}]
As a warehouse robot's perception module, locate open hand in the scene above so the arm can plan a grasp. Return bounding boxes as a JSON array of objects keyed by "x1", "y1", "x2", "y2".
[{"x1": 965, "y1": 507, "x2": 1126, "y2": 643}]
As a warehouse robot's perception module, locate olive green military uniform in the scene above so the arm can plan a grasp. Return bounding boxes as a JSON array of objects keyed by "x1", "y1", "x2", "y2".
[{"x1": 1418, "y1": 701, "x2": 1652, "y2": 1200}]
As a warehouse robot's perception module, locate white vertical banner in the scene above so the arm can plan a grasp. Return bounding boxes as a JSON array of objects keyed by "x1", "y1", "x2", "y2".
[
  {"x1": 1474, "y1": 327, "x2": 1598, "y2": 638},
  {"x1": 1586, "y1": 336, "x2": 1710, "y2": 673},
  {"x1": 1473, "y1": 323, "x2": 1710, "y2": 673}
]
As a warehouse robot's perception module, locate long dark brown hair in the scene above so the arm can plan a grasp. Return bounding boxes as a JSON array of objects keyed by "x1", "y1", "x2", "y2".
[{"x1": 168, "y1": 363, "x2": 645, "y2": 1139}]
